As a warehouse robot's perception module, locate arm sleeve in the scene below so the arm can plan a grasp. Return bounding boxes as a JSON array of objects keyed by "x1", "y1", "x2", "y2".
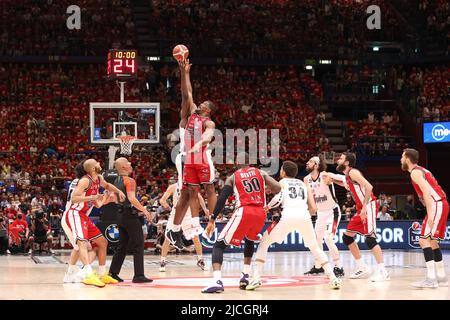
[
  {"x1": 123, "y1": 177, "x2": 136, "y2": 193},
  {"x1": 211, "y1": 185, "x2": 233, "y2": 220}
]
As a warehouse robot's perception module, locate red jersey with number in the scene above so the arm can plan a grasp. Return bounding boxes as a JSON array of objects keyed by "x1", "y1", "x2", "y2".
[
  {"x1": 411, "y1": 166, "x2": 446, "y2": 201},
  {"x1": 184, "y1": 113, "x2": 210, "y2": 165},
  {"x1": 69, "y1": 175, "x2": 100, "y2": 214},
  {"x1": 345, "y1": 168, "x2": 377, "y2": 210},
  {"x1": 233, "y1": 167, "x2": 266, "y2": 208}
]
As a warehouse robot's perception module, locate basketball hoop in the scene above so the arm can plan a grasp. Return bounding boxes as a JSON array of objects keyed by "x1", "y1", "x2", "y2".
[{"x1": 118, "y1": 135, "x2": 136, "y2": 155}]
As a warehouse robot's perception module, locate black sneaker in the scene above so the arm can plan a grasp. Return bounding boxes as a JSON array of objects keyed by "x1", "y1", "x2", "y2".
[
  {"x1": 333, "y1": 266, "x2": 345, "y2": 278},
  {"x1": 304, "y1": 266, "x2": 325, "y2": 275},
  {"x1": 166, "y1": 229, "x2": 184, "y2": 250},
  {"x1": 109, "y1": 273, "x2": 124, "y2": 282},
  {"x1": 132, "y1": 276, "x2": 153, "y2": 283}
]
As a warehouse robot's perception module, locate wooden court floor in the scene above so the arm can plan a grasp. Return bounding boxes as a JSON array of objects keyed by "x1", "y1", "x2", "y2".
[{"x1": 0, "y1": 250, "x2": 448, "y2": 300}]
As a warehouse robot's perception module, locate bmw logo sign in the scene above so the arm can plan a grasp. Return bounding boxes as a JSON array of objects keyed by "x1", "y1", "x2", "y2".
[{"x1": 105, "y1": 224, "x2": 120, "y2": 243}]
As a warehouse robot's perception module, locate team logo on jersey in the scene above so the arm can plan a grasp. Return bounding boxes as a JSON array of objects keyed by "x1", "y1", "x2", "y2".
[
  {"x1": 408, "y1": 221, "x2": 421, "y2": 249},
  {"x1": 105, "y1": 224, "x2": 120, "y2": 243}
]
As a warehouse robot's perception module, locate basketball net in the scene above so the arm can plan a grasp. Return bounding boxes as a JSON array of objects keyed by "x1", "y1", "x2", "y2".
[{"x1": 118, "y1": 135, "x2": 136, "y2": 155}]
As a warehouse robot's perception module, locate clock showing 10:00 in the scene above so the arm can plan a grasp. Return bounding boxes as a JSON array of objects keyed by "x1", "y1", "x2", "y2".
[{"x1": 107, "y1": 49, "x2": 138, "y2": 79}]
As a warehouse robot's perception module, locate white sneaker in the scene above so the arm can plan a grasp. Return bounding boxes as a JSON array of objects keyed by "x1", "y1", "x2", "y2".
[
  {"x1": 437, "y1": 276, "x2": 448, "y2": 287},
  {"x1": 28, "y1": 249, "x2": 32, "y2": 255},
  {"x1": 349, "y1": 266, "x2": 371, "y2": 279},
  {"x1": 370, "y1": 269, "x2": 390, "y2": 282},
  {"x1": 63, "y1": 270, "x2": 83, "y2": 283},
  {"x1": 6, "y1": 250, "x2": 10, "y2": 254},
  {"x1": 245, "y1": 278, "x2": 262, "y2": 291},
  {"x1": 329, "y1": 277, "x2": 342, "y2": 290},
  {"x1": 411, "y1": 278, "x2": 438, "y2": 289}
]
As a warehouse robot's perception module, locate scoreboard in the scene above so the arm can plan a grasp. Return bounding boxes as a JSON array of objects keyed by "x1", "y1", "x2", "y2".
[{"x1": 107, "y1": 49, "x2": 137, "y2": 79}]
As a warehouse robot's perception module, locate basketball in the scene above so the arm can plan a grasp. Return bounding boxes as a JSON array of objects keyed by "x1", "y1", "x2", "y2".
[{"x1": 172, "y1": 44, "x2": 189, "y2": 62}]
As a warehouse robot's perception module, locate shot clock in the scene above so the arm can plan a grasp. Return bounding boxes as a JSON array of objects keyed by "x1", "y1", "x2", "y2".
[{"x1": 107, "y1": 49, "x2": 138, "y2": 79}]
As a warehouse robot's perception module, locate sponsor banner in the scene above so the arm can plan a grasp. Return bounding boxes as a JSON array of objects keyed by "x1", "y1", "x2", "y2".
[
  {"x1": 199, "y1": 221, "x2": 450, "y2": 252},
  {"x1": 423, "y1": 121, "x2": 450, "y2": 144}
]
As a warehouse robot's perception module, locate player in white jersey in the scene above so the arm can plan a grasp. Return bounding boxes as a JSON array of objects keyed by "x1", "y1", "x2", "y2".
[
  {"x1": 159, "y1": 135, "x2": 210, "y2": 271},
  {"x1": 303, "y1": 156, "x2": 345, "y2": 277},
  {"x1": 246, "y1": 161, "x2": 342, "y2": 290}
]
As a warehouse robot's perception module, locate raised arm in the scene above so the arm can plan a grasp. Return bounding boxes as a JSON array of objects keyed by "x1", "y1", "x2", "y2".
[{"x1": 179, "y1": 59, "x2": 196, "y2": 121}]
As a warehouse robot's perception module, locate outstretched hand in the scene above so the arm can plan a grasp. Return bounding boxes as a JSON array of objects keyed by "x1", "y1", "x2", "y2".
[{"x1": 178, "y1": 58, "x2": 192, "y2": 73}]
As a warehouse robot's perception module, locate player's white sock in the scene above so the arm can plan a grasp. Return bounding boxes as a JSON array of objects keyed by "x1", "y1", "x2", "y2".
[
  {"x1": 435, "y1": 260, "x2": 446, "y2": 278},
  {"x1": 355, "y1": 258, "x2": 364, "y2": 269},
  {"x1": 426, "y1": 261, "x2": 436, "y2": 280},
  {"x1": 213, "y1": 271, "x2": 222, "y2": 282},
  {"x1": 253, "y1": 260, "x2": 264, "y2": 280},
  {"x1": 161, "y1": 256, "x2": 166, "y2": 262},
  {"x1": 173, "y1": 224, "x2": 181, "y2": 232},
  {"x1": 82, "y1": 264, "x2": 93, "y2": 276},
  {"x1": 98, "y1": 265, "x2": 106, "y2": 276},
  {"x1": 243, "y1": 264, "x2": 251, "y2": 275},
  {"x1": 197, "y1": 255, "x2": 203, "y2": 261},
  {"x1": 377, "y1": 263, "x2": 386, "y2": 271}
]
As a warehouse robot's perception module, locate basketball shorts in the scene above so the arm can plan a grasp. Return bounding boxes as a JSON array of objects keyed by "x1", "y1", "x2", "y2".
[
  {"x1": 346, "y1": 200, "x2": 378, "y2": 237},
  {"x1": 265, "y1": 209, "x2": 317, "y2": 247},
  {"x1": 182, "y1": 150, "x2": 215, "y2": 185},
  {"x1": 315, "y1": 205, "x2": 342, "y2": 240},
  {"x1": 421, "y1": 199, "x2": 449, "y2": 240},
  {"x1": 61, "y1": 209, "x2": 102, "y2": 250},
  {"x1": 166, "y1": 208, "x2": 204, "y2": 240},
  {"x1": 217, "y1": 206, "x2": 266, "y2": 247}
]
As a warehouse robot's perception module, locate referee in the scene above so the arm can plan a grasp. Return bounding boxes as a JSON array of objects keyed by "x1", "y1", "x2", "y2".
[{"x1": 108, "y1": 157, "x2": 154, "y2": 283}]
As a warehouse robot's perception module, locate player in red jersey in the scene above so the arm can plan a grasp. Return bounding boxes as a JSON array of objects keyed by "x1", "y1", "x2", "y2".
[
  {"x1": 327, "y1": 152, "x2": 389, "y2": 282},
  {"x1": 201, "y1": 154, "x2": 281, "y2": 293},
  {"x1": 166, "y1": 59, "x2": 217, "y2": 250},
  {"x1": 401, "y1": 148, "x2": 448, "y2": 288},
  {"x1": 62, "y1": 159, "x2": 126, "y2": 287}
]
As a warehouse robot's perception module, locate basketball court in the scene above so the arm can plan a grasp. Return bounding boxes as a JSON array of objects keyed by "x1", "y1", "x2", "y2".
[{"x1": 0, "y1": 250, "x2": 448, "y2": 300}]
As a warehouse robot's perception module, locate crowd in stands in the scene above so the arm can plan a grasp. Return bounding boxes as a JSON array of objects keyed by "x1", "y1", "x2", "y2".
[
  {"x1": 151, "y1": 0, "x2": 406, "y2": 59},
  {"x1": 0, "y1": 0, "x2": 134, "y2": 56},
  {"x1": 419, "y1": 0, "x2": 450, "y2": 37},
  {"x1": 345, "y1": 110, "x2": 408, "y2": 156},
  {"x1": 398, "y1": 65, "x2": 449, "y2": 122}
]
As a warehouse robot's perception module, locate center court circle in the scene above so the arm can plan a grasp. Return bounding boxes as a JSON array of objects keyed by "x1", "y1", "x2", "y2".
[{"x1": 115, "y1": 275, "x2": 329, "y2": 288}]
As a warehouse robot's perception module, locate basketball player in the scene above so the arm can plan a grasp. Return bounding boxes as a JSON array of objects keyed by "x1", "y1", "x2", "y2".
[
  {"x1": 246, "y1": 161, "x2": 342, "y2": 291},
  {"x1": 166, "y1": 59, "x2": 217, "y2": 250},
  {"x1": 326, "y1": 153, "x2": 389, "y2": 282},
  {"x1": 201, "y1": 154, "x2": 281, "y2": 293},
  {"x1": 303, "y1": 156, "x2": 344, "y2": 277},
  {"x1": 159, "y1": 181, "x2": 209, "y2": 272},
  {"x1": 61, "y1": 159, "x2": 126, "y2": 287},
  {"x1": 401, "y1": 148, "x2": 448, "y2": 288},
  {"x1": 63, "y1": 161, "x2": 108, "y2": 283}
]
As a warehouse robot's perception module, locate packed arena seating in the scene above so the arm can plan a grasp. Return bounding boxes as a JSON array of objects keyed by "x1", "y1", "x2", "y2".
[
  {"x1": 400, "y1": 65, "x2": 449, "y2": 122},
  {"x1": 0, "y1": 0, "x2": 134, "y2": 56},
  {"x1": 152, "y1": 0, "x2": 407, "y2": 59}
]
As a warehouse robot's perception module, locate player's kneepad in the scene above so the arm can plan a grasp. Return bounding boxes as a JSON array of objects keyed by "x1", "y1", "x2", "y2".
[
  {"x1": 342, "y1": 234, "x2": 355, "y2": 246},
  {"x1": 365, "y1": 236, "x2": 378, "y2": 249}
]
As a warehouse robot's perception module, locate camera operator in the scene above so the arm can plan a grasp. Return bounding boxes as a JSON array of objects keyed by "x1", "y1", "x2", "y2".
[{"x1": 28, "y1": 211, "x2": 53, "y2": 254}]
